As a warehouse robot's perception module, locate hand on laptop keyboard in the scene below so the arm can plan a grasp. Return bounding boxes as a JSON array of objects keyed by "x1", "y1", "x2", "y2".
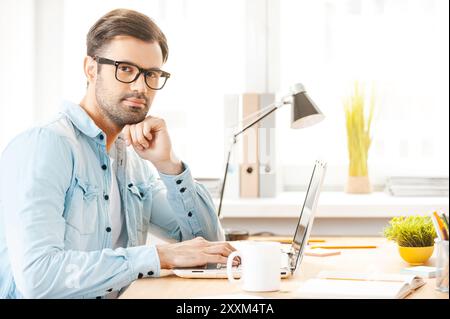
[{"x1": 156, "y1": 237, "x2": 239, "y2": 269}]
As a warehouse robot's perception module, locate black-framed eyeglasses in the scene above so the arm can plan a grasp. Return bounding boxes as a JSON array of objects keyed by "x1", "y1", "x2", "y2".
[{"x1": 93, "y1": 56, "x2": 171, "y2": 90}]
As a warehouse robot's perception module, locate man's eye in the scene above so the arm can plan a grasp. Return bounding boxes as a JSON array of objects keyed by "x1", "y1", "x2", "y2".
[
  {"x1": 146, "y1": 71, "x2": 162, "y2": 78},
  {"x1": 119, "y1": 65, "x2": 133, "y2": 73}
]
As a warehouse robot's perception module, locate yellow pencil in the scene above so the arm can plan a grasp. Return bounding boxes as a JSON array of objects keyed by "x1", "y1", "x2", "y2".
[
  {"x1": 249, "y1": 237, "x2": 327, "y2": 244},
  {"x1": 308, "y1": 239, "x2": 327, "y2": 243},
  {"x1": 310, "y1": 245, "x2": 377, "y2": 249},
  {"x1": 433, "y1": 211, "x2": 449, "y2": 241}
]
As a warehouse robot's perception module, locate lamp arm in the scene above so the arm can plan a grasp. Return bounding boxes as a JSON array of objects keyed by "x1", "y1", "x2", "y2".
[
  {"x1": 217, "y1": 100, "x2": 289, "y2": 217},
  {"x1": 233, "y1": 101, "x2": 287, "y2": 140},
  {"x1": 236, "y1": 101, "x2": 278, "y2": 129}
]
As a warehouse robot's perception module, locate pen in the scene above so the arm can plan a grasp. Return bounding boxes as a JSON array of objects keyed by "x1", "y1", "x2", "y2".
[
  {"x1": 441, "y1": 213, "x2": 449, "y2": 231},
  {"x1": 432, "y1": 212, "x2": 447, "y2": 241},
  {"x1": 433, "y1": 211, "x2": 449, "y2": 241},
  {"x1": 440, "y1": 213, "x2": 449, "y2": 240}
]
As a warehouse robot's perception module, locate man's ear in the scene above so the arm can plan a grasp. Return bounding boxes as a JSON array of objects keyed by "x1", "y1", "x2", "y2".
[{"x1": 83, "y1": 56, "x2": 97, "y2": 86}]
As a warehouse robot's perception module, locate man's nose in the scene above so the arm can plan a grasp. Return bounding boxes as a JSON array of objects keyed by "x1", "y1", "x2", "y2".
[{"x1": 130, "y1": 72, "x2": 148, "y2": 94}]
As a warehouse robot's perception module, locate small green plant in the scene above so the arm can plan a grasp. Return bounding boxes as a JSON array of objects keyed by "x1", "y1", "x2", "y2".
[{"x1": 383, "y1": 216, "x2": 437, "y2": 247}]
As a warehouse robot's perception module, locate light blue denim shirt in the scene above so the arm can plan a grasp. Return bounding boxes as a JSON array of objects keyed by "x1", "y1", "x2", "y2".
[{"x1": 0, "y1": 101, "x2": 224, "y2": 299}]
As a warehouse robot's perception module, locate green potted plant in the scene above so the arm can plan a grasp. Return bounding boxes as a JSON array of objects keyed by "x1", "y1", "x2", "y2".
[
  {"x1": 344, "y1": 81, "x2": 375, "y2": 193},
  {"x1": 383, "y1": 216, "x2": 437, "y2": 265}
]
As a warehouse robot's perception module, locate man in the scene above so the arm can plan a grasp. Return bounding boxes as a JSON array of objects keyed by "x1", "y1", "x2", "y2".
[{"x1": 0, "y1": 9, "x2": 235, "y2": 299}]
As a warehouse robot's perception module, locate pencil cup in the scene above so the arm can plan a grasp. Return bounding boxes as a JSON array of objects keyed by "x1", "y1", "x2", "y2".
[{"x1": 435, "y1": 239, "x2": 449, "y2": 293}]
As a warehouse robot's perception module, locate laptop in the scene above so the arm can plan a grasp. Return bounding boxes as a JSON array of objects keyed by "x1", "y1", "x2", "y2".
[{"x1": 173, "y1": 160, "x2": 327, "y2": 279}]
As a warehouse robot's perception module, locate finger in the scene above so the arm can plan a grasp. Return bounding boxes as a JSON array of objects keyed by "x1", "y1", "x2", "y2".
[
  {"x1": 209, "y1": 241, "x2": 237, "y2": 252},
  {"x1": 123, "y1": 125, "x2": 132, "y2": 146},
  {"x1": 129, "y1": 125, "x2": 143, "y2": 151},
  {"x1": 203, "y1": 245, "x2": 233, "y2": 257},
  {"x1": 224, "y1": 254, "x2": 240, "y2": 266},
  {"x1": 143, "y1": 120, "x2": 154, "y2": 141},
  {"x1": 147, "y1": 116, "x2": 166, "y2": 132},
  {"x1": 135, "y1": 122, "x2": 150, "y2": 149},
  {"x1": 204, "y1": 254, "x2": 228, "y2": 265},
  {"x1": 224, "y1": 242, "x2": 237, "y2": 252}
]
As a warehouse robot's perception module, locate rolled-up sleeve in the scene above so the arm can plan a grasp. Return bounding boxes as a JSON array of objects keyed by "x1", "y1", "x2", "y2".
[{"x1": 149, "y1": 163, "x2": 225, "y2": 242}]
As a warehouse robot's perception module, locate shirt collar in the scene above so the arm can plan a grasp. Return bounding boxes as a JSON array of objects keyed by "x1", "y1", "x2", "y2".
[{"x1": 60, "y1": 100, "x2": 103, "y2": 139}]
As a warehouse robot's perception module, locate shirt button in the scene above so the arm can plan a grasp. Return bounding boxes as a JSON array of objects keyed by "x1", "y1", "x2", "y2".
[
  {"x1": 104, "y1": 194, "x2": 109, "y2": 200},
  {"x1": 138, "y1": 273, "x2": 143, "y2": 279},
  {"x1": 180, "y1": 187, "x2": 186, "y2": 193},
  {"x1": 128, "y1": 183, "x2": 133, "y2": 187},
  {"x1": 188, "y1": 212, "x2": 192, "y2": 217},
  {"x1": 101, "y1": 164, "x2": 107, "y2": 170},
  {"x1": 148, "y1": 271, "x2": 154, "y2": 276},
  {"x1": 99, "y1": 134, "x2": 104, "y2": 140},
  {"x1": 176, "y1": 179, "x2": 182, "y2": 185},
  {"x1": 106, "y1": 227, "x2": 111, "y2": 232},
  {"x1": 106, "y1": 288, "x2": 113, "y2": 292}
]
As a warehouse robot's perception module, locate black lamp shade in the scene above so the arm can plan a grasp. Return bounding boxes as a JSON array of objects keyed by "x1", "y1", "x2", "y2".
[{"x1": 290, "y1": 85, "x2": 325, "y2": 129}]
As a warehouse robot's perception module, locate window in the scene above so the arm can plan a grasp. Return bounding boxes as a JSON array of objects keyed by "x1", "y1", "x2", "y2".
[
  {"x1": 277, "y1": 0, "x2": 449, "y2": 190},
  {"x1": 1, "y1": 0, "x2": 448, "y2": 191}
]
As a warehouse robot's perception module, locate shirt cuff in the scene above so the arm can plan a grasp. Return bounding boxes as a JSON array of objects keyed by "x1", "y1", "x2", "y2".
[
  {"x1": 158, "y1": 161, "x2": 195, "y2": 196},
  {"x1": 158, "y1": 162, "x2": 203, "y2": 236},
  {"x1": 127, "y1": 245, "x2": 161, "y2": 280}
]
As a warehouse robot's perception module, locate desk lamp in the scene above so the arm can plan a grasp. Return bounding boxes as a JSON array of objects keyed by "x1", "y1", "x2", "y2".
[{"x1": 217, "y1": 84, "x2": 325, "y2": 239}]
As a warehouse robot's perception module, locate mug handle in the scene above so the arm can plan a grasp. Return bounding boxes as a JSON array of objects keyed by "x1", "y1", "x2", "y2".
[{"x1": 227, "y1": 251, "x2": 241, "y2": 283}]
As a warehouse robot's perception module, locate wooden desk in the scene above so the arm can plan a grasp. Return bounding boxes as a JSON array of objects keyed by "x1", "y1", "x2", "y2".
[{"x1": 120, "y1": 237, "x2": 448, "y2": 299}]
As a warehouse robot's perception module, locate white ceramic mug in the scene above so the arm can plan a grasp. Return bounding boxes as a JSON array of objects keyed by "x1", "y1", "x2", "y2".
[{"x1": 226, "y1": 241, "x2": 281, "y2": 292}]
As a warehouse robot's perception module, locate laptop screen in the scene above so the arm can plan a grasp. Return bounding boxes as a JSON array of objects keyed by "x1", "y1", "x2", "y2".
[{"x1": 289, "y1": 160, "x2": 326, "y2": 272}]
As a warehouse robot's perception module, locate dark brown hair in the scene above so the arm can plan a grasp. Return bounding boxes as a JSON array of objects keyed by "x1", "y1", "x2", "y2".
[{"x1": 86, "y1": 8, "x2": 168, "y2": 62}]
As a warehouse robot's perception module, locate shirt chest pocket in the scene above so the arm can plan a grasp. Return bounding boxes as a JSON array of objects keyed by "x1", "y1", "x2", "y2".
[
  {"x1": 65, "y1": 176, "x2": 100, "y2": 235},
  {"x1": 127, "y1": 183, "x2": 151, "y2": 231}
]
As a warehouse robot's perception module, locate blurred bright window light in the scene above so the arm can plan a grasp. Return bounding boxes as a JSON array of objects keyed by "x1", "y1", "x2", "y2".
[
  {"x1": 0, "y1": 0, "x2": 448, "y2": 189},
  {"x1": 277, "y1": 0, "x2": 449, "y2": 189}
]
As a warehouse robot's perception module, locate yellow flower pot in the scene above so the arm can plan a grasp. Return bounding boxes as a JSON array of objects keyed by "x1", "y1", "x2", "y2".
[{"x1": 398, "y1": 245, "x2": 434, "y2": 265}]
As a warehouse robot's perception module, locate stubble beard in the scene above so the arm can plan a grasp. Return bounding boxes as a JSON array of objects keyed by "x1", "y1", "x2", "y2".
[{"x1": 95, "y1": 76, "x2": 150, "y2": 127}]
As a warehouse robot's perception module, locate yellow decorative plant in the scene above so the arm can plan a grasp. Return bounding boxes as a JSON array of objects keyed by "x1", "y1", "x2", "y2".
[{"x1": 344, "y1": 81, "x2": 375, "y2": 193}]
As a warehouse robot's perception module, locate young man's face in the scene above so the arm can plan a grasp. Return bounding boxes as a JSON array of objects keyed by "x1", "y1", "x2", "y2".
[{"x1": 93, "y1": 36, "x2": 164, "y2": 127}]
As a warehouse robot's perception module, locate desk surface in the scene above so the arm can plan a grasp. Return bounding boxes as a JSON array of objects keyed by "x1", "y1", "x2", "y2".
[{"x1": 120, "y1": 237, "x2": 448, "y2": 299}]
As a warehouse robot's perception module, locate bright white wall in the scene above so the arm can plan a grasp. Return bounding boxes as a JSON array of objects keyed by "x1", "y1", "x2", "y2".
[
  {"x1": 0, "y1": 0, "x2": 448, "y2": 191},
  {"x1": 0, "y1": 0, "x2": 35, "y2": 151},
  {"x1": 277, "y1": 0, "x2": 449, "y2": 190}
]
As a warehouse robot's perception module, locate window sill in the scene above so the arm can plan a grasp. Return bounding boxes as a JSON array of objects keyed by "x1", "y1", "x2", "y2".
[{"x1": 216, "y1": 191, "x2": 449, "y2": 218}]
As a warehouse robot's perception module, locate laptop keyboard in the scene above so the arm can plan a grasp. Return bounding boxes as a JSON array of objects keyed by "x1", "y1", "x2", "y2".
[
  {"x1": 189, "y1": 251, "x2": 290, "y2": 270},
  {"x1": 205, "y1": 263, "x2": 239, "y2": 270},
  {"x1": 191, "y1": 263, "x2": 241, "y2": 270}
]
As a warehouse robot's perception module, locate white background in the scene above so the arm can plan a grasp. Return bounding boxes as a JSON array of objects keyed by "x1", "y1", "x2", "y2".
[{"x1": 0, "y1": 0, "x2": 448, "y2": 191}]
